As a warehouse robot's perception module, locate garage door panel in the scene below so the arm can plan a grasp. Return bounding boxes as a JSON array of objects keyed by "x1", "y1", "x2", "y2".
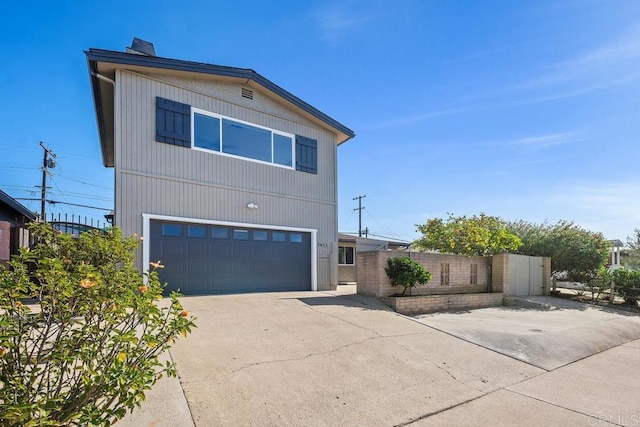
[
  {"x1": 159, "y1": 241, "x2": 185, "y2": 258},
  {"x1": 151, "y1": 220, "x2": 311, "y2": 295},
  {"x1": 211, "y1": 243, "x2": 231, "y2": 257},
  {"x1": 252, "y1": 244, "x2": 270, "y2": 257},
  {"x1": 232, "y1": 245, "x2": 252, "y2": 258},
  {"x1": 186, "y1": 240, "x2": 209, "y2": 256},
  {"x1": 186, "y1": 260, "x2": 208, "y2": 275}
]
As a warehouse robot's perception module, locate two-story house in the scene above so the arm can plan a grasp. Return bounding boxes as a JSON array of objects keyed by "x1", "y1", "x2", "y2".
[{"x1": 86, "y1": 38, "x2": 354, "y2": 295}]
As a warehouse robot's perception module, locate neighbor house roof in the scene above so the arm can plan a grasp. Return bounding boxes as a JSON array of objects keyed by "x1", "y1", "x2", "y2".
[
  {"x1": 609, "y1": 239, "x2": 624, "y2": 247},
  {"x1": 85, "y1": 47, "x2": 355, "y2": 167},
  {"x1": 338, "y1": 232, "x2": 411, "y2": 248},
  {"x1": 0, "y1": 189, "x2": 37, "y2": 221}
]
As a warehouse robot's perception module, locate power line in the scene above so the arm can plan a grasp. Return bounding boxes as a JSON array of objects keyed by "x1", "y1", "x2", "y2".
[
  {"x1": 52, "y1": 174, "x2": 113, "y2": 190},
  {"x1": 14, "y1": 198, "x2": 112, "y2": 211}
]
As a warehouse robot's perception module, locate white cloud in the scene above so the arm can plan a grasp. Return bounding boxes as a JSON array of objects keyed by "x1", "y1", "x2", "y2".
[
  {"x1": 315, "y1": 7, "x2": 375, "y2": 41},
  {"x1": 365, "y1": 107, "x2": 465, "y2": 130},
  {"x1": 519, "y1": 27, "x2": 640, "y2": 96},
  {"x1": 508, "y1": 132, "x2": 582, "y2": 149}
]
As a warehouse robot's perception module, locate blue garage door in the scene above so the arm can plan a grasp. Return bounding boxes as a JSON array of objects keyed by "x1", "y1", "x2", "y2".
[{"x1": 150, "y1": 221, "x2": 311, "y2": 294}]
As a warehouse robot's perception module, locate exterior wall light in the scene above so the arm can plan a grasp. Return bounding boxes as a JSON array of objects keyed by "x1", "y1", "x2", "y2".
[{"x1": 246, "y1": 203, "x2": 258, "y2": 209}]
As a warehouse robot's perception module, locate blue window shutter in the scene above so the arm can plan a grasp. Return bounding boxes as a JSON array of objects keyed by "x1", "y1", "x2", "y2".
[
  {"x1": 156, "y1": 97, "x2": 191, "y2": 147},
  {"x1": 295, "y1": 135, "x2": 317, "y2": 174}
]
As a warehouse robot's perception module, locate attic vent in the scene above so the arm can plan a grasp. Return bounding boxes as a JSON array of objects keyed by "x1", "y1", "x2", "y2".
[{"x1": 241, "y1": 88, "x2": 254, "y2": 100}]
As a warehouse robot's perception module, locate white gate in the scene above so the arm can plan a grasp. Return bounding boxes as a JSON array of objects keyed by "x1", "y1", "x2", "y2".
[{"x1": 508, "y1": 254, "x2": 544, "y2": 296}]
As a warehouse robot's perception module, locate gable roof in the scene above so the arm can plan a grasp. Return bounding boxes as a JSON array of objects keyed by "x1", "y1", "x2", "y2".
[
  {"x1": 0, "y1": 189, "x2": 37, "y2": 221},
  {"x1": 85, "y1": 48, "x2": 355, "y2": 167}
]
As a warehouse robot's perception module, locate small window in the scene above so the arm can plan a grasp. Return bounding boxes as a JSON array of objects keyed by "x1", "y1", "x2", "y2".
[
  {"x1": 233, "y1": 229, "x2": 249, "y2": 240},
  {"x1": 188, "y1": 225, "x2": 206, "y2": 238},
  {"x1": 272, "y1": 231, "x2": 286, "y2": 242},
  {"x1": 212, "y1": 227, "x2": 228, "y2": 239},
  {"x1": 289, "y1": 233, "x2": 303, "y2": 243},
  {"x1": 162, "y1": 224, "x2": 182, "y2": 237},
  {"x1": 441, "y1": 263, "x2": 450, "y2": 286},
  {"x1": 470, "y1": 264, "x2": 478, "y2": 285},
  {"x1": 273, "y1": 134, "x2": 293, "y2": 167},
  {"x1": 194, "y1": 113, "x2": 220, "y2": 151},
  {"x1": 253, "y1": 230, "x2": 268, "y2": 241},
  {"x1": 338, "y1": 246, "x2": 355, "y2": 265}
]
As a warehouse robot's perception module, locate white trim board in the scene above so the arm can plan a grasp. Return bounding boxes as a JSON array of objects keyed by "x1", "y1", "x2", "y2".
[{"x1": 142, "y1": 213, "x2": 318, "y2": 292}]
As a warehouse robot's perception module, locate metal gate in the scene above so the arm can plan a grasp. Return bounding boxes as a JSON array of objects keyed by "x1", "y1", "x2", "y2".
[{"x1": 508, "y1": 254, "x2": 544, "y2": 296}]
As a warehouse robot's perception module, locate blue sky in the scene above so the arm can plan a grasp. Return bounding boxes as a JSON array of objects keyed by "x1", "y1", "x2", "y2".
[{"x1": 1, "y1": 0, "x2": 639, "y2": 242}]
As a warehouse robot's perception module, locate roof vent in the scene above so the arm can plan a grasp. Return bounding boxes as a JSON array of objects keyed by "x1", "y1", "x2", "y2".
[
  {"x1": 241, "y1": 88, "x2": 254, "y2": 100},
  {"x1": 126, "y1": 37, "x2": 156, "y2": 56}
]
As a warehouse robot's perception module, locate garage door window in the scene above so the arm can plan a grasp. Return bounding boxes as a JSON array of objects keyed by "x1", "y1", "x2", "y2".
[
  {"x1": 162, "y1": 224, "x2": 182, "y2": 237},
  {"x1": 253, "y1": 230, "x2": 268, "y2": 241},
  {"x1": 188, "y1": 225, "x2": 206, "y2": 238},
  {"x1": 212, "y1": 227, "x2": 228, "y2": 239},
  {"x1": 272, "y1": 231, "x2": 286, "y2": 242},
  {"x1": 233, "y1": 229, "x2": 249, "y2": 240},
  {"x1": 290, "y1": 233, "x2": 302, "y2": 243}
]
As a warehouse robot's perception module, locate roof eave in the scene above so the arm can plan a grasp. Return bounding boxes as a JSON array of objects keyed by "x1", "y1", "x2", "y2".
[
  {"x1": 85, "y1": 49, "x2": 355, "y2": 144},
  {"x1": 85, "y1": 55, "x2": 114, "y2": 167},
  {"x1": 0, "y1": 190, "x2": 37, "y2": 221}
]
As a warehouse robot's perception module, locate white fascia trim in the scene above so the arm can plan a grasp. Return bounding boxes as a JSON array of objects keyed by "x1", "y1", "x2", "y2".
[{"x1": 142, "y1": 213, "x2": 318, "y2": 291}]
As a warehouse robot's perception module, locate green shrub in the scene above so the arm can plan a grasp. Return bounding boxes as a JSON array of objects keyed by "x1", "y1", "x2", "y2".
[
  {"x1": 613, "y1": 269, "x2": 640, "y2": 305},
  {"x1": 0, "y1": 222, "x2": 196, "y2": 426},
  {"x1": 581, "y1": 268, "x2": 613, "y2": 303},
  {"x1": 384, "y1": 257, "x2": 432, "y2": 296}
]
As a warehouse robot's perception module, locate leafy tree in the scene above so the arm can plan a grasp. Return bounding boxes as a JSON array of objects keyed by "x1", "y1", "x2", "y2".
[
  {"x1": 385, "y1": 257, "x2": 432, "y2": 296},
  {"x1": 0, "y1": 223, "x2": 196, "y2": 426},
  {"x1": 414, "y1": 213, "x2": 522, "y2": 256},
  {"x1": 508, "y1": 220, "x2": 610, "y2": 280},
  {"x1": 626, "y1": 228, "x2": 640, "y2": 269}
]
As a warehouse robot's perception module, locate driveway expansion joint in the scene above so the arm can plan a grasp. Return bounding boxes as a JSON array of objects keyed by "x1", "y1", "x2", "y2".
[{"x1": 229, "y1": 333, "x2": 433, "y2": 373}]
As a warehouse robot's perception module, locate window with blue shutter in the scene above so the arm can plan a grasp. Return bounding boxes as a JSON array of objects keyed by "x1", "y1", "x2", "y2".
[
  {"x1": 156, "y1": 97, "x2": 191, "y2": 147},
  {"x1": 295, "y1": 135, "x2": 317, "y2": 174}
]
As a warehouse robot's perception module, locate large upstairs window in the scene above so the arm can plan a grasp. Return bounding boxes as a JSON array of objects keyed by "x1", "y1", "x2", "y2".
[
  {"x1": 156, "y1": 97, "x2": 316, "y2": 173},
  {"x1": 192, "y1": 108, "x2": 294, "y2": 168}
]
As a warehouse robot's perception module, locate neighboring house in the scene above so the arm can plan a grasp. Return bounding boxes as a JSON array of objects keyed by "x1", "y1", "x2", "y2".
[
  {"x1": 337, "y1": 233, "x2": 410, "y2": 284},
  {"x1": 86, "y1": 38, "x2": 354, "y2": 294},
  {"x1": 608, "y1": 239, "x2": 624, "y2": 272},
  {"x1": 0, "y1": 189, "x2": 37, "y2": 265}
]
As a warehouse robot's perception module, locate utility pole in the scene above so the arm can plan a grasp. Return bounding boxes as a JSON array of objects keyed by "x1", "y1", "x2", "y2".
[
  {"x1": 353, "y1": 194, "x2": 366, "y2": 237},
  {"x1": 39, "y1": 142, "x2": 56, "y2": 221}
]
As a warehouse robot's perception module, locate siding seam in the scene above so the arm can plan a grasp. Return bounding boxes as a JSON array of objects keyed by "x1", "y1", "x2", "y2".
[{"x1": 120, "y1": 170, "x2": 338, "y2": 207}]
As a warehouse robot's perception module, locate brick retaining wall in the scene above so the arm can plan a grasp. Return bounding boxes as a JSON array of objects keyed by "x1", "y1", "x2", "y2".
[{"x1": 381, "y1": 292, "x2": 504, "y2": 316}]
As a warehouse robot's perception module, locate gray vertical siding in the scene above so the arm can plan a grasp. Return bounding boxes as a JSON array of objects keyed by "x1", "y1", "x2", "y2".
[{"x1": 113, "y1": 70, "x2": 339, "y2": 289}]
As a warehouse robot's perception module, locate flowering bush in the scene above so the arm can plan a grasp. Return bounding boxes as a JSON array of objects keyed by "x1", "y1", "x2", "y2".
[{"x1": 0, "y1": 223, "x2": 196, "y2": 426}]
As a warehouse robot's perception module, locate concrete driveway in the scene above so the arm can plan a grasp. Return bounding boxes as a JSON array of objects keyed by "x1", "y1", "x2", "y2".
[
  {"x1": 119, "y1": 288, "x2": 640, "y2": 426},
  {"x1": 415, "y1": 296, "x2": 640, "y2": 370}
]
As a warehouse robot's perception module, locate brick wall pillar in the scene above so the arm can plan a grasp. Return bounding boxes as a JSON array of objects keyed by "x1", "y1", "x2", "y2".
[{"x1": 491, "y1": 253, "x2": 510, "y2": 296}]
